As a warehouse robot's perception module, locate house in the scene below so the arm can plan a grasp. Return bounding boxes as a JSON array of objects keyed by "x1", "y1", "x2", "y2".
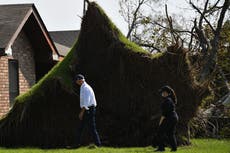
[
  {"x1": 49, "y1": 30, "x2": 80, "y2": 59},
  {"x1": 0, "y1": 4, "x2": 61, "y2": 117}
]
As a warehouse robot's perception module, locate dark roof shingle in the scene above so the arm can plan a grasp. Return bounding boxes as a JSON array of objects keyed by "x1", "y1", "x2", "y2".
[
  {"x1": 0, "y1": 4, "x2": 33, "y2": 48},
  {"x1": 49, "y1": 30, "x2": 80, "y2": 56}
]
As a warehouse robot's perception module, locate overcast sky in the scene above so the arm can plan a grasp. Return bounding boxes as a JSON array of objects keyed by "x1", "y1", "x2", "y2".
[{"x1": 0, "y1": 0, "x2": 194, "y2": 35}]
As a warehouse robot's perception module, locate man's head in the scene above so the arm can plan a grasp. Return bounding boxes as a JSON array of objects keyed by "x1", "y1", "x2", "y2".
[{"x1": 75, "y1": 74, "x2": 85, "y2": 86}]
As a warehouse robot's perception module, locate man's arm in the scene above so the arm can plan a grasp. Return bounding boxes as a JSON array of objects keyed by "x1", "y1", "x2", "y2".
[
  {"x1": 79, "y1": 107, "x2": 86, "y2": 120},
  {"x1": 79, "y1": 86, "x2": 86, "y2": 120},
  {"x1": 159, "y1": 116, "x2": 165, "y2": 126}
]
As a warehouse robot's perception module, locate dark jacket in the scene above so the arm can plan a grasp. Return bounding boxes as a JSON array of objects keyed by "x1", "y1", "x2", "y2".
[{"x1": 161, "y1": 97, "x2": 178, "y2": 119}]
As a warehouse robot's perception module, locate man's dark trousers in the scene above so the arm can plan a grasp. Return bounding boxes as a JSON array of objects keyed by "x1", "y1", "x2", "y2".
[
  {"x1": 77, "y1": 107, "x2": 101, "y2": 146},
  {"x1": 158, "y1": 117, "x2": 178, "y2": 151}
]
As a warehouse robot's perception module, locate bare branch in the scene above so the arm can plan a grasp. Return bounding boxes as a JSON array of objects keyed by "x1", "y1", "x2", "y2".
[
  {"x1": 138, "y1": 43, "x2": 161, "y2": 52},
  {"x1": 126, "y1": 0, "x2": 146, "y2": 39},
  {"x1": 165, "y1": 4, "x2": 178, "y2": 43},
  {"x1": 199, "y1": 0, "x2": 209, "y2": 29},
  {"x1": 194, "y1": 18, "x2": 209, "y2": 54},
  {"x1": 189, "y1": 0, "x2": 216, "y2": 33},
  {"x1": 149, "y1": 20, "x2": 167, "y2": 29},
  {"x1": 188, "y1": 21, "x2": 196, "y2": 51},
  {"x1": 206, "y1": 0, "x2": 221, "y2": 15},
  {"x1": 214, "y1": 0, "x2": 230, "y2": 41},
  {"x1": 149, "y1": 20, "x2": 197, "y2": 37},
  {"x1": 133, "y1": 35, "x2": 161, "y2": 52}
]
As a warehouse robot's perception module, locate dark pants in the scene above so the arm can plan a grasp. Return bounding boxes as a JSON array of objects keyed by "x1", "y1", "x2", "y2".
[
  {"x1": 76, "y1": 107, "x2": 101, "y2": 146},
  {"x1": 157, "y1": 116, "x2": 178, "y2": 151}
]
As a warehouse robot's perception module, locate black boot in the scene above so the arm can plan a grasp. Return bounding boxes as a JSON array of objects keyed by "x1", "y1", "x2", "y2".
[{"x1": 171, "y1": 148, "x2": 177, "y2": 152}]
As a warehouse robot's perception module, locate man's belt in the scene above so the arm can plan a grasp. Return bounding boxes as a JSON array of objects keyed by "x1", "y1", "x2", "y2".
[{"x1": 88, "y1": 105, "x2": 95, "y2": 109}]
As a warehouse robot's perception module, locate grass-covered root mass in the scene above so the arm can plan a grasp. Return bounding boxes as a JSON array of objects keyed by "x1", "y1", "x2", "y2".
[{"x1": 0, "y1": 2, "x2": 208, "y2": 147}]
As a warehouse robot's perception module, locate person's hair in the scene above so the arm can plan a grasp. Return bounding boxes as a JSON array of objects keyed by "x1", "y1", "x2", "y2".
[
  {"x1": 159, "y1": 86, "x2": 177, "y2": 104},
  {"x1": 75, "y1": 74, "x2": 85, "y2": 81}
]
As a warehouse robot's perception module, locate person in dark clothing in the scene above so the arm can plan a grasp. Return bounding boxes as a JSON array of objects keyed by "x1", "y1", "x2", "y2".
[{"x1": 155, "y1": 86, "x2": 179, "y2": 152}]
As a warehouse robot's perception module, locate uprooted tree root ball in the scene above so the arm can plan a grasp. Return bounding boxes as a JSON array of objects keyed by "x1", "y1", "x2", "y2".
[{"x1": 0, "y1": 2, "x2": 207, "y2": 147}]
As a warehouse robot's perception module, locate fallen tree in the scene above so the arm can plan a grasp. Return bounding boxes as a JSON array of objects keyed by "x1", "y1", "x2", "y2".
[{"x1": 0, "y1": 2, "x2": 207, "y2": 147}]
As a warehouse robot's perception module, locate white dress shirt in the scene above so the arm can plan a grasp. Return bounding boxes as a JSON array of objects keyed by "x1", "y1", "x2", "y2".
[{"x1": 80, "y1": 82, "x2": 97, "y2": 110}]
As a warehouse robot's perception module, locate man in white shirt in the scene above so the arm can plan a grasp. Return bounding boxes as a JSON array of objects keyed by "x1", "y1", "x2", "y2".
[{"x1": 75, "y1": 74, "x2": 101, "y2": 147}]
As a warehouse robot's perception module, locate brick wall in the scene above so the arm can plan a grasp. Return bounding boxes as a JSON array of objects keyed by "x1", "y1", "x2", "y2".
[
  {"x1": 0, "y1": 29, "x2": 36, "y2": 118},
  {"x1": 0, "y1": 56, "x2": 10, "y2": 117}
]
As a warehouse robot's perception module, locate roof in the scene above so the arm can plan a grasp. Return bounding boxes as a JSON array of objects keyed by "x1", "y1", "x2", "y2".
[
  {"x1": 0, "y1": 4, "x2": 59, "y2": 58},
  {"x1": 0, "y1": 4, "x2": 33, "y2": 49},
  {"x1": 49, "y1": 30, "x2": 80, "y2": 56}
]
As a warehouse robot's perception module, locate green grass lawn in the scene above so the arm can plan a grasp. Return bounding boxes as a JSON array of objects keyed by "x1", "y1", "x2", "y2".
[{"x1": 0, "y1": 139, "x2": 229, "y2": 153}]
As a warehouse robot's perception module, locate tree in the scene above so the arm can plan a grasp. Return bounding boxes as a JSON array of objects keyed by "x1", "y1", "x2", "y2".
[
  {"x1": 189, "y1": 0, "x2": 230, "y2": 84},
  {"x1": 213, "y1": 20, "x2": 230, "y2": 106},
  {"x1": 119, "y1": 0, "x2": 197, "y2": 52},
  {"x1": 119, "y1": 0, "x2": 174, "y2": 52},
  {"x1": 188, "y1": 21, "x2": 230, "y2": 138},
  {"x1": 119, "y1": 0, "x2": 230, "y2": 87}
]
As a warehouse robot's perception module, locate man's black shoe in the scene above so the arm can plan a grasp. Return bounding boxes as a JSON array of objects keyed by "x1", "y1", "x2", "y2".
[{"x1": 171, "y1": 148, "x2": 177, "y2": 152}]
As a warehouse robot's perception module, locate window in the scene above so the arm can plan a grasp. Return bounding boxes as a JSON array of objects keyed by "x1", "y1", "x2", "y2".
[{"x1": 8, "y1": 59, "x2": 19, "y2": 105}]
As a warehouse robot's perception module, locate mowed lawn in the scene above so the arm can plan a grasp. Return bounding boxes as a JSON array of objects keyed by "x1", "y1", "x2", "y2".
[{"x1": 0, "y1": 139, "x2": 229, "y2": 153}]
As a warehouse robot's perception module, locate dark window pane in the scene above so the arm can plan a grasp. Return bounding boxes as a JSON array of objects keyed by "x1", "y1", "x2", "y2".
[{"x1": 8, "y1": 59, "x2": 19, "y2": 105}]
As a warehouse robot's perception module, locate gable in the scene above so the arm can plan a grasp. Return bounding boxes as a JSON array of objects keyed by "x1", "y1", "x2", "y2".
[
  {"x1": 0, "y1": 4, "x2": 33, "y2": 49},
  {"x1": 0, "y1": 3, "x2": 59, "y2": 60}
]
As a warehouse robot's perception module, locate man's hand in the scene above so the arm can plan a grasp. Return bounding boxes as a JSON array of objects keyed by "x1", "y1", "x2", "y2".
[
  {"x1": 159, "y1": 116, "x2": 165, "y2": 126},
  {"x1": 78, "y1": 112, "x2": 83, "y2": 120},
  {"x1": 79, "y1": 108, "x2": 86, "y2": 120}
]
